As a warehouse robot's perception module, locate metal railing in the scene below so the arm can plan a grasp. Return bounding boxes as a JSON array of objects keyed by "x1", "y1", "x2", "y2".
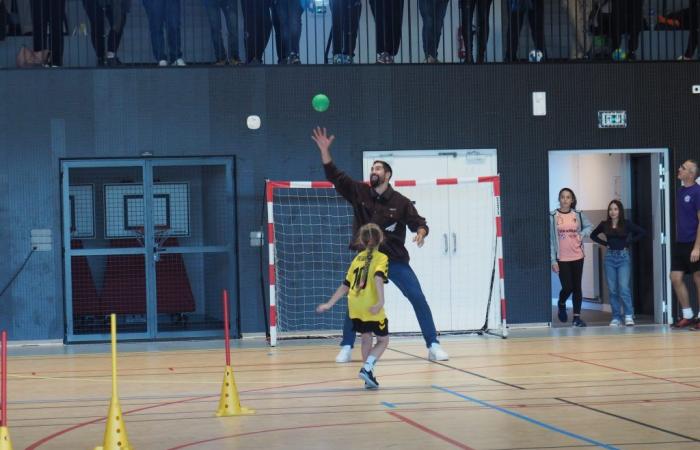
[{"x1": 0, "y1": 0, "x2": 697, "y2": 68}]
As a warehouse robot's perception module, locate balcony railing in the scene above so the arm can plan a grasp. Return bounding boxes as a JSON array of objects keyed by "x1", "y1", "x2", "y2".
[{"x1": 0, "y1": 0, "x2": 696, "y2": 68}]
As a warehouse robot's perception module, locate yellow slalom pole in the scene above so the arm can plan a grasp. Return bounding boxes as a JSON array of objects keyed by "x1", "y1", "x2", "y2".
[{"x1": 94, "y1": 314, "x2": 133, "y2": 450}]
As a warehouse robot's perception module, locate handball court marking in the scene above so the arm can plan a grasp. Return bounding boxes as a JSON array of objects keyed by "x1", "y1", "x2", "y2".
[{"x1": 3, "y1": 328, "x2": 700, "y2": 449}]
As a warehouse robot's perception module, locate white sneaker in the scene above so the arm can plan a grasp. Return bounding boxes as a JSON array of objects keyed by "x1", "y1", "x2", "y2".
[
  {"x1": 157, "y1": 60, "x2": 168, "y2": 67},
  {"x1": 335, "y1": 345, "x2": 352, "y2": 363},
  {"x1": 609, "y1": 318, "x2": 621, "y2": 326},
  {"x1": 428, "y1": 343, "x2": 449, "y2": 361},
  {"x1": 624, "y1": 316, "x2": 635, "y2": 326},
  {"x1": 528, "y1": 49, "x2": 544, "y2": 62},
  {"x1": 172, "y1": 58, "x2": 186, "y2": 67}
]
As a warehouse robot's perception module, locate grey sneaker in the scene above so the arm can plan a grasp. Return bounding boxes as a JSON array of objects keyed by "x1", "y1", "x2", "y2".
[
  {"x1": 376, "y1": 52, "x2": 394, "y2": 64},
  {"x1": 332, "y1": 54, "x2": 353, "y2": 64}
]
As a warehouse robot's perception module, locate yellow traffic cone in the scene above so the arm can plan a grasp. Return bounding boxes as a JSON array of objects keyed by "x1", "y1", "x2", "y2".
[
  {"x1": 215, "y1": 366, "x2": 254, "y2": 417},
  {"x1": 94, "y1": 398, "x2": 132, "y2": 450},
  {"x1": 0, "y1": 426, "x2": 12, "y2": 450}
]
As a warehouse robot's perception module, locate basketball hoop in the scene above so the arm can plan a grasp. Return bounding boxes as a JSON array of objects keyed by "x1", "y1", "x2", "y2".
[{"x1": 132, "y1": 226, "x2": 172, "y2": 260}]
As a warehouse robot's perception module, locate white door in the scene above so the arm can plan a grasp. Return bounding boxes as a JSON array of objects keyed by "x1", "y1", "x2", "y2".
[
  {"x1": 362, "y1": 150, "x2": 498, "y2": 333},
  {"x1": 363, "y1": 156, "x2": 451, "y2": 333}
]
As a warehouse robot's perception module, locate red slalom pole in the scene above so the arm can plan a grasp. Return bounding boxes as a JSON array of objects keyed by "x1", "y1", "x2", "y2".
[
  {"x1": 223, "y1": 290, "x2": 231, "y2": 366},
  {"x1": 1, "y1": 330, "x2": 6, "y2": 427}
]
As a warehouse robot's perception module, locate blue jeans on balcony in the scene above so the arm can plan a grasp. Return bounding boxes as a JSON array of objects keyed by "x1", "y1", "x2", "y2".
[
  {"x1": 143, "y1": 0, "x2": 182, "y2": 62},
  {"x1": 341, "y1": 260, "x2": 439, "y2": 348},
  {"x1": 418, "y1": 0, "x2": 449, "y2": 59},
  {"x1": 203, "y1": 0, "x2": 240, "y2": 62},
  {"x1": 604, "y1": 249, "x2": 633, "y2": 320}
]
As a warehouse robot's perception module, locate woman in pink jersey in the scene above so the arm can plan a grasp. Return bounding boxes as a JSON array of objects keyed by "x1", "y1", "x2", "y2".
[{"x1": 550, "y1": 188, "x2": 593, "y2": 327}]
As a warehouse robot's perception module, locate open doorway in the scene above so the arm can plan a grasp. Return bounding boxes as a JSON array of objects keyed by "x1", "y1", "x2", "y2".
[{"x1": 548, "y1": 149, "x2": 671, "y2": 327}]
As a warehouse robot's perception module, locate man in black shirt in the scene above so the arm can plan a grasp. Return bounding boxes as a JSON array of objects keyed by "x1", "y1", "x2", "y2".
[{"x1": 312, "y1": 127, "x2": 449, "y2": 362}]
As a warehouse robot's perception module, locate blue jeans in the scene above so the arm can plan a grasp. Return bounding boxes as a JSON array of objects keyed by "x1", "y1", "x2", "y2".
[
  {"x1": 272, "y1": 0, "x2": 303, "y2": 59},
  {"x1": 203, "y1": 0, "x2": 240, "y2": 61},
  {"x1": 341, "y1": 260, "x2": 439, "y2": 348},
  {"x1": 418, "y1": 0, "x2": 449, "y2": 58},
  {"x1": 604, "y1": 249, "x2": 633, "y2": 320},
  {"x1": 142, "y1": 0, "x2": 182, "y2": 62}
]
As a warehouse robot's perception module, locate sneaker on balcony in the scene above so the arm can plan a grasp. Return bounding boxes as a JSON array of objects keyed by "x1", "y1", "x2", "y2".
[
  {"x1": 609, "y1": 318, "x2": 621, "y2": 326},
  {"x1": 376, "y1": 52, "x2": 394, "y2": 64},
  {"x1": 335, "y1": 345, "x2": 352, "y2": 363},
  {"x1": 158, "y1": 60, "x2": 168, "y2": 67},
  {"x1": 528, "y1": 49, "x2": 543, "y2": 62},
  {"x1": 332, "y1": 54, "x2": 353, "y2": 64},
  {"x1": 424, "y1": 55, "x2": 440, "y2": 64},
  {"x1": 624, "y1": 316, "x2": 635, "y2": 326},
  {"x1": 428, "y1": 343, "x2": 449, "y2": 361},
  {"x1": 172, "y1": 58, "x2": 186, "y2": 66}
]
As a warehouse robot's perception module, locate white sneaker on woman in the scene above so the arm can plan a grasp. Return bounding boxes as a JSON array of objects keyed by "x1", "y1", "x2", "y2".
[
  {"x1": 428, "y1": 343, "x2": 449, "y2": 361},
  {"x1": 624, "y1": 316, "x2": 635, "y2": 326},
  {"x1": 335, "y1": 345, "x2": 352, "y2": 363},
  {"x1": 609, "y1": 318, "x2": 621, "y2": 326}
]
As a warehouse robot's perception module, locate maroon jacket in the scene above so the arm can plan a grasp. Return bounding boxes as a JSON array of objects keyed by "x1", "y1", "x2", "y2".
[{"x1": 324, "y1": 162, "x2": 429, "y2": 262}]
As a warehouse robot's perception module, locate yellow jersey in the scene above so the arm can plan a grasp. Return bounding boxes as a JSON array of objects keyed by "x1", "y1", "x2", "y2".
[{"x1": 344, "y1": 249, "x2": 389, "y2": 322}]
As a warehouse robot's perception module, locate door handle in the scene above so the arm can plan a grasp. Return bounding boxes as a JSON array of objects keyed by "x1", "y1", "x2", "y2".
[
  {"x1": 452, "y1": 233, "x2": 457, "y2": 253},
  {"x1": 443, "y1": 233, "x2": 448, "y2": 254}
]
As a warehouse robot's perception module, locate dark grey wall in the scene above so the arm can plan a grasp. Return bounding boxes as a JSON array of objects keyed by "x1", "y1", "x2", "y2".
[{"x1": 0, "y1": 63, "x2": 697, "y2": 340}]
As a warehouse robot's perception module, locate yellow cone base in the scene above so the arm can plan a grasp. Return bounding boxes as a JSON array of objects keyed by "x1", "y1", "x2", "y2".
[
  {"x1": 0, "y1": 426, "x2": 13, "y2": 450},
  {"x1": 94, "y1": 398, "x2": 133, "y2": 450},
  {"x1": 216, "y1": 366, "x2": 254, "y2": 417}
]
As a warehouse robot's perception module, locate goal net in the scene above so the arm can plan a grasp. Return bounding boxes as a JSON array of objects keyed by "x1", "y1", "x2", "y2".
[{"x1": 266, "y1": 177, "x2": 506, "y2": 346}]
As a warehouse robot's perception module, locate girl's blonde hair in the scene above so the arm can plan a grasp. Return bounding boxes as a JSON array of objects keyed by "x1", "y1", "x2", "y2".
[
  {"x1": 353, "y1": 224, "x2": 384, "y2": 291},
  {"x1": 354, "y1": 223, "x2": 384, "y2": 250}
]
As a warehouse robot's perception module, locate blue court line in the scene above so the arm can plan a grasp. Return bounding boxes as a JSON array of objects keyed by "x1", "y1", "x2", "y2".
[
  {"x1": 432, "y1": 385, "x2": 619, "y2": 450},
  {"x1": 381, "y1": 401, "x2": 397, "y2": 408}
]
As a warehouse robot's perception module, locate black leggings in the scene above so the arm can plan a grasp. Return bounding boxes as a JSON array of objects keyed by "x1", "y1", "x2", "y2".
[{"x1": 558, "y1": 259, "x2": 584, "y2": 315}]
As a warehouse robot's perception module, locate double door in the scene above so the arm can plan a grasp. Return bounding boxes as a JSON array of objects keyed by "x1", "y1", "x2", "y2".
[
  {"x1": 362, "y1": 150, "x2": 498, "y2": 332},
  {"x1": 62, "y1": 158, "x2": 237, "y2": 342}
]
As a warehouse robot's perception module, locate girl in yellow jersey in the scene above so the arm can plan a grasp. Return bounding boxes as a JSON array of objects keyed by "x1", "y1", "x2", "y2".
[{"x1": 317, "y1": 223, "x2": 389, "y2": 389}]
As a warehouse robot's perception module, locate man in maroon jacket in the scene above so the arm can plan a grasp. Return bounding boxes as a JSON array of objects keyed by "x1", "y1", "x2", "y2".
[{"x1": 312, "y1": 127, "x2": 449, "y2": 362}]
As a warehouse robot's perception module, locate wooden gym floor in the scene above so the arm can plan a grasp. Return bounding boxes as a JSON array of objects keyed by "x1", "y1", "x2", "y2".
[{"x1": 4, "y1": 326, "x2": 700, "y2": 449}]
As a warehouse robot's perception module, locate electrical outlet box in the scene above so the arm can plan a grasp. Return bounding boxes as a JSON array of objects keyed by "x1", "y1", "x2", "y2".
[{"x1": 31, "y1": 229, "x2": 52, "y2": 251}]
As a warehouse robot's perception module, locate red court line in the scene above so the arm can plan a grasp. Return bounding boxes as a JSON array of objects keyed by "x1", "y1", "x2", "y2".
[
  {"x1": 550, "y1": 353, "x2": 700, "y2": 389},
  {"x1": 166, "y1": 419, "x2": 399, "y2": 449},
  {"x1": 24, "y1": 366, "x2": 450, "y2": 448},
  {"x1": 24, "y1": 395, "x2": 212, "y2": 449},
  {"x1": 387, "y1": 411, "x2": 476, "y2": 449}
]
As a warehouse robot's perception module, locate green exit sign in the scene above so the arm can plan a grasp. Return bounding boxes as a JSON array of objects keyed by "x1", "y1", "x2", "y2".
[{"x1": 598, "y1": 111, "x2": 627, "y2": 128}]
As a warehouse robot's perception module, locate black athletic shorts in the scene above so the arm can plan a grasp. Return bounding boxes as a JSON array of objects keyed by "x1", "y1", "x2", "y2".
[
  {"x1": 352, "y1": 318, "x2": 389, "y2": 336},
  {"x1": 671, "y1": 242, "x2": 700, "y2": 273}
]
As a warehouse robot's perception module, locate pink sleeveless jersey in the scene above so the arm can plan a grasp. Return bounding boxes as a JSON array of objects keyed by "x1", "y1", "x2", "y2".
[{"x1": 556, "y1": 211, "x2": 584, "y2": 261}]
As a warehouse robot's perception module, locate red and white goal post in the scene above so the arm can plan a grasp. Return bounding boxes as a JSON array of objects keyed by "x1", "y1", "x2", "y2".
[{"x1": 265, "y1": 176, "x2": 507, "y2": 346}]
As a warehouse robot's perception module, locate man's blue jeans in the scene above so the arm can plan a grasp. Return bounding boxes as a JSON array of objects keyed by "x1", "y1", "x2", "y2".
[
  {"x1": 604, "y1": 249, "x2": 633, "y2": 320},
  {"x1": 341, "y1": 260, "x2": 439, "y2": 348}
]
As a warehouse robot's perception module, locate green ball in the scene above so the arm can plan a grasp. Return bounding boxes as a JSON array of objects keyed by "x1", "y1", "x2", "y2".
[{"x1": 312, "y1": 93, "x2": 330, "y2": 112}]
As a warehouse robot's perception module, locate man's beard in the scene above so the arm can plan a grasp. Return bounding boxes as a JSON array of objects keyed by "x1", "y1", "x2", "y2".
[{"x1": 370, "y1": 174, "x2": 382, "y2": 188}]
